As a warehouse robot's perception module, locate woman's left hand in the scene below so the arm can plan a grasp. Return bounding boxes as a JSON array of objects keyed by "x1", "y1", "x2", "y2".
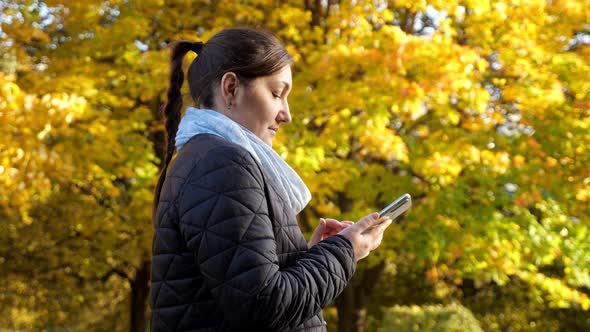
[{"x1": 308, "y1": 218, "x2": 354, "y2": 248}]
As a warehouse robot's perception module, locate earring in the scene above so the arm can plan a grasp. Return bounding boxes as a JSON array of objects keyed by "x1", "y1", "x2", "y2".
[{"x1": 226, "y1": 101, "x2": 232, "y2": 112}]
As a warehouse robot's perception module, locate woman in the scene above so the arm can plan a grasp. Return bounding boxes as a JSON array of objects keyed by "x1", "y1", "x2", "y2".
[{"x1": 150, "y1": 27, "x2": 392, "y2": 331}]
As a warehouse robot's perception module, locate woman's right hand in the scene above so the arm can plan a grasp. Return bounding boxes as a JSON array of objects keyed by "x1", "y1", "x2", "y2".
[{"x1": 338, "y1": 212, "x2": 392, "y2": 262}]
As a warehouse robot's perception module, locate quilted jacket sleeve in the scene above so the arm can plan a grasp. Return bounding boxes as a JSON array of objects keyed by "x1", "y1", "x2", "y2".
[{"x1": 177, "y1": 146, "x2": 356, "y2": 330}]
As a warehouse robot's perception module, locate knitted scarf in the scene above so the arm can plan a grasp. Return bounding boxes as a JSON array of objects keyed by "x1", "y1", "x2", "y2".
[{"x1": 175, "y1": 107, "x2": 311, "y2": 214}]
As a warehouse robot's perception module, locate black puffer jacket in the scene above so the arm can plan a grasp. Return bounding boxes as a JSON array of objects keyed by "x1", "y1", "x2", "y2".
[{"x1": 150, "y1": 134, "x2": 356, "y2": 331}]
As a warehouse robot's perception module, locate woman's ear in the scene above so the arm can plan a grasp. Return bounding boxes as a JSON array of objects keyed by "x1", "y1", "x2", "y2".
[{"x1": 220, "y1": 72, "x2": 239, "y2": 106}]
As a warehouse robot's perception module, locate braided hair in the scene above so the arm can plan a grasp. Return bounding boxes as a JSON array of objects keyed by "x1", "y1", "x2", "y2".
[{"x1": 152, "y1": 28, "x2": 292, "y2": 224}]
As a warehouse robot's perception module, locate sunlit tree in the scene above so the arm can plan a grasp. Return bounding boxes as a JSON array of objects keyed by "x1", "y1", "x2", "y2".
[{"x1": 1, "y1": 1, "x2": 588, "y2": 331}]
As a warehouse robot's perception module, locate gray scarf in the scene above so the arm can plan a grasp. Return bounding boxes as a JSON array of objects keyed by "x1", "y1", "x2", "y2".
[{"x1": 175, "y1": 107, "x2": 311, "y2": 214}]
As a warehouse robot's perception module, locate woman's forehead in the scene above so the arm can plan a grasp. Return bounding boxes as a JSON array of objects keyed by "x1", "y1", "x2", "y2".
[{"x1": 259, "y1": 66, "x2": 292, "y2": 86}]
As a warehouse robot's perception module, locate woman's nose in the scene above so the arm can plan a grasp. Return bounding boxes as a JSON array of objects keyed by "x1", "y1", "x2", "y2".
[{"x1": 278, "y1": 103, "x2": 291, "y2": 123}]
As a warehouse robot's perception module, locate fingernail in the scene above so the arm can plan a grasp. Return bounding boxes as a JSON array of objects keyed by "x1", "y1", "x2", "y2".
[{"x1": 371, "y1": 212, "x2": 379, "y2": 219}]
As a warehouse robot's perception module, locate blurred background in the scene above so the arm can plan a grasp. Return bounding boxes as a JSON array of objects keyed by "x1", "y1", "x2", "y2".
[{"x1": 1, "y1": 0, "x2": 589, "y2": 331}]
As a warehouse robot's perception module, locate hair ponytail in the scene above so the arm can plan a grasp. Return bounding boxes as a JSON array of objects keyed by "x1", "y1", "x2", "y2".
[
  {"x1": 152, "y1": 28, "x2": 292, "y2": 225},
  {"x1": 152, "y1": 40, "x2": 202, "y2": 225}
]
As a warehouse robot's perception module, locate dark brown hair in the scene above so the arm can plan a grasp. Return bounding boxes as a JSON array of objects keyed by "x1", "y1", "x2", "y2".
[{"x1": 152, "y1": 27, "x2": 293, "y2": 223}]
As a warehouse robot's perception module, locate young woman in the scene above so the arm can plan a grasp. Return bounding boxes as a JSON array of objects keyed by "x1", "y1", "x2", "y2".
[{"x1": 150, "y1": 27, "x2": 392, "y2": 331}]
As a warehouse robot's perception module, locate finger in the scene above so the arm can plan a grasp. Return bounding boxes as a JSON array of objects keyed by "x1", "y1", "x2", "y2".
[
  {"x1": 375, "y1": 217, "x2": 392, "y2": 228},
  {"x1": 323, "y1": 218, "x2": 342, "y2": 228},
  {"x1": 372, "y1": 216, "x2": 392, "y2": 228},
  {"x1": 377, "y1": 219, "x2": 393, "y2": 234},
  {"x1": 321, "y1": 219, "x2": 352, "y2": 233},
  {"x1": 324, "y1": 222, "x2": 347, "y2": 235},
  {"x1": 364, "y1": 218, "x2": 392, "y2": 235},
  {"x1": 309, "y1": 219, "x2": 326, "y2": 247},
  {"x1": 318, "y1": 218, "x2": 327, "y2": 230},
  {"x1": 325, "y1": 223, "x2": 350, "y2": 232},
  {"x1": 326, "y1": 219, "x2": 354, "y2": 225},
  {"x1": 354, "y1": 212, "x2": 380, "y2": 230},
  {"x1": 378, "y1": 218, "x2": 393, "y2": 230},
  {"x1": 323, "y1": 226, "x2": 339, "y2": 235},
  {"x1": 323, "y1": 220, "x2": 343, "y2": 232}
]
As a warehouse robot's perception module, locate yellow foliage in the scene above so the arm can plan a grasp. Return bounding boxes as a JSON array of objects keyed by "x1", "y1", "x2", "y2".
[
  {"x1": 480, "y1": 150, "x2": 511, "y2": 174},
  {"x1": 2, "y1": 0, "x2": 589, "y2": 327},
  {"x1": 519, "y1": 271, "x2": 590, "y2": 310},
  {"x1": 575, "y1": 186, "x2": 590, "y2": 202},
  {"x1": 415, "y1": 152, "x2": 463, "y2": 185}
]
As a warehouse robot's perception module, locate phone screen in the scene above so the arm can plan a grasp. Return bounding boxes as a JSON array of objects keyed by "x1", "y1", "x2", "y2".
[{"x1": 379, "y1": 193, "x2": 412, "y2": 221}]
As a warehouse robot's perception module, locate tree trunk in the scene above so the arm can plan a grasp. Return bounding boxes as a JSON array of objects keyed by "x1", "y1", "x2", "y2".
[
  {"x1": 335, "y1": 261, "x2": 386, "y2": 332},
  {"x1": 335, "y1": 285, "x2": 367, "y2": 332},
  {"x1": 130, "y1": 259, "x2": 151, "y2": 332}
]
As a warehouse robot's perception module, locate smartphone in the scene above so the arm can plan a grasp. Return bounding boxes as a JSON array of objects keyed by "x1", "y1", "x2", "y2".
[{"x1": 378, "y1": 193, "x2": 412, "y2": 222}]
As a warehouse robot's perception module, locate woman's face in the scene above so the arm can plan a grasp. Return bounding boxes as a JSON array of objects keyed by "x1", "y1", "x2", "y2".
[{"x1": 222, "y1": 66, "x2": 292, "y2": 146}]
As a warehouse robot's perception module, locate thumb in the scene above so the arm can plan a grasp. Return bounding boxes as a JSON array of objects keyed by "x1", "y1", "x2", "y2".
[{"x1": 355, "y1": 212, "x2": 379, "y2": 229}]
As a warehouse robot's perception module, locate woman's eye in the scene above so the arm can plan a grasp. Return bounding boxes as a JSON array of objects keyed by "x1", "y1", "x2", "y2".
[{"x1": 272, "y1": 92, "x2": 281, "y2": 99}]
